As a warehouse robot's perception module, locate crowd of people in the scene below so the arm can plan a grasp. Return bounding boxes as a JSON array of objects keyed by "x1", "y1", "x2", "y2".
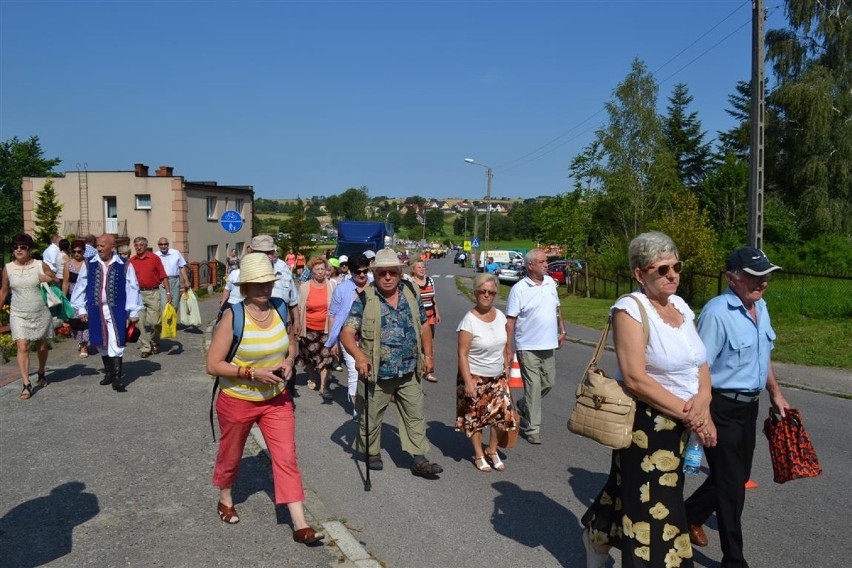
[{"x1": 2, "y1": 230, "x2": 789, "y2": 566}]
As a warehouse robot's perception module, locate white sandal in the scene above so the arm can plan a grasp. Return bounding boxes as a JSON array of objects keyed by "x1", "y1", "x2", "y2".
[
  {"x1": 473, "y1": 456, "x2": 491, "y2": 472},
  {"x1": 487, "y1": 452, "x2": 505, "y2": 472}
]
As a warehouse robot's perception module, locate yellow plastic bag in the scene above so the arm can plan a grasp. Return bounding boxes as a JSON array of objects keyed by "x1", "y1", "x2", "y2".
[
  {"x1": 161, "y1": 302, "x2": 177, "y2": 339},
  {"x1": 179, "y1": 289, "x2": 202, "y2": 327}
]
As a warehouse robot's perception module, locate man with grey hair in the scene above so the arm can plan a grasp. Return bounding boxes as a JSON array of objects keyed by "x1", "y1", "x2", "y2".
[
  {"x1": 155, "y1": 237, "x2": 191, "y2": 316},
  {"x1": 505, "y1": 248, "x2": 566, "y2": 444},
  {"x1": 129, "y1": 236, "x2": 170, "y2": 358},
  {"x1": 685, "y1": 247, "x2": 790, "y2": 567}
]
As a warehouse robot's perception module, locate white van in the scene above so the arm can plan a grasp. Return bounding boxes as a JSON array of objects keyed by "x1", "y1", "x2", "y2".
[{"x1": 478, "y1": 250, "x2": 524, "y2": 271}]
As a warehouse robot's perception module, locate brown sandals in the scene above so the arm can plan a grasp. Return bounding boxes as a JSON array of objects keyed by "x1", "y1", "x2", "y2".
[
  {"x1": 293, "y1": 526, "x2": 324, "y2": 545},
  {"x1": 217, "y1": 502, "x2": 240, "y2": 524}
]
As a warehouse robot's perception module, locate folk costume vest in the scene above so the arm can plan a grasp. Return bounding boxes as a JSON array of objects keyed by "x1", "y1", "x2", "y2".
[
  {"x1": 358, "y1": 281, "x2": 422, "y2": 384},
  {"x1": 85, "y1": 256, "x2": 128, "y2": 348}
]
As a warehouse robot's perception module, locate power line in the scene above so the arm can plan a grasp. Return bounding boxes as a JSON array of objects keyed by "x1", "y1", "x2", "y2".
[{"x1": 492, "y1": 2, "x2": 779, "y2": 175}]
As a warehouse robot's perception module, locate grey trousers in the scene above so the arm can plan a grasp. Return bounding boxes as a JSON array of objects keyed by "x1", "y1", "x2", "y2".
[{"x1": 518, "y1": 349, "x2": 556, "y2": 435}]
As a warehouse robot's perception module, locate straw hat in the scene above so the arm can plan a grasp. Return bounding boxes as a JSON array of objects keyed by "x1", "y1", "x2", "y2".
[
  {"x1": 235, "y1": 253, "x2": 279, "y2": 285},
  {"x1": 373, "y1": 248, "x2": 404, "y2": 268},
  {"x1": 250, "y1": 235, "x2": 275, "y2": 252}
]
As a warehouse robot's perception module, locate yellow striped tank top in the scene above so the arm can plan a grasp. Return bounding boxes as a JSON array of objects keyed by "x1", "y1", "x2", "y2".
[{"x1": 221, "y1": 309, "x2": 288, "y2": 401}]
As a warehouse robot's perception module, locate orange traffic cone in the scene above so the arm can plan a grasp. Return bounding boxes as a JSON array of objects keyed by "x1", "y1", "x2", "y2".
[{"x1": 508, "y1": 355, "x2": 523, "y2": 388}]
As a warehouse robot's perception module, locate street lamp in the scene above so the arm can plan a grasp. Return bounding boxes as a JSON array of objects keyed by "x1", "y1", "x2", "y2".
[{"x1": 464, "y1": 157, "x2": 493, "y2": 255}]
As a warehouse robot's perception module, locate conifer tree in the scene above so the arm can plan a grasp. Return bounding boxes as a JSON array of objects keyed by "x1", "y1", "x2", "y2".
[{"x1": 33, "y1": 179, "x2": 63, "y2": 250}]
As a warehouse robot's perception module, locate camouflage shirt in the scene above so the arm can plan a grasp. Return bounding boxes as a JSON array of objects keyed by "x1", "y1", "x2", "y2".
[{"x1": 345, "y1": 283, "x2": 427, "y2": 380}]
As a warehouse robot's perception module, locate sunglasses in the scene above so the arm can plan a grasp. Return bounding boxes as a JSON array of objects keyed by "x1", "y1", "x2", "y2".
[
  {"x1": 645, "y1": 261, "x2": 683, "y2": 277},
  {"x1": 72, "y1": 249, "x2": 84, "y2": 253},
  {"x1": 13, "y1": 245, "x2": 29, "y2": 251},
  {"x1": 375, "y1": 269, "x2": 400, "y2": 278},
  {"x1": 476, "y1": 289, "x2": 497, "y2": 296},
  {"x1": 354, "y1": 269, "x2": 370, "y2": 275},
  {"x1": 158, "y1": 243, "x2": 169, "y2": 246}
]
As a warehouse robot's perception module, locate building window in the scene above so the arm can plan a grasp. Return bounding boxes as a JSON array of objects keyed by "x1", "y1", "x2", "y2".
[
  {"x1": 135, "y1": 194, "x2": 152, "y2": 210},
  {"x1": 236, "y1": 242, "x2": 244, "y2": 256},
  {"x1": 207, "y1": 244, "x2": 218, "y2": 261},
  {"x1": 207, "y1": 197, "x2": 217, "y2": 220},
  {"x1": 235, "y1": 199, "x2": 244, "y2": 216}
]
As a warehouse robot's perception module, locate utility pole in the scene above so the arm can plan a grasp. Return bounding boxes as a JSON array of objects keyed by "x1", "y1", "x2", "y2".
[
  {"x1": 748, "y1": 0, "x2": 766, "y2": 249},
  {"x1": 483, "y1": 166, "x2": 493, "y2": 255}
]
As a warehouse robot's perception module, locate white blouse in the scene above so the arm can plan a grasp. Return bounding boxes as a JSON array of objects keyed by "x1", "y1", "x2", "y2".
[
  {"x1": 612, "y1": 292, "x2": 706, "y2": 401},
  {"x1": 457, "y1": 309, "x2": 508, "y2": 378}
]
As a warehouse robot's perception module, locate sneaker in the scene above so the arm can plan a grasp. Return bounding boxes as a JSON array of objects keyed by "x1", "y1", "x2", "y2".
[
  {"x1": 335, "y1": 364, "x2": 344, "y2": 371},
  {"x1": 321, "y1": 389, "x2": 333, "y2": 401},
  {"x1": 307, "y1": 379, "x2": 316, "y2": 390}
]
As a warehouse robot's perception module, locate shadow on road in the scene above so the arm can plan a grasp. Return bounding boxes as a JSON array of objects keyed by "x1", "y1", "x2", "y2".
[
  {"x1": 491, "y1": 480, "x2": 580, "y2": 566},
  {"x1": 0, "y1": 481, "x2": 99, "y2": 568}
]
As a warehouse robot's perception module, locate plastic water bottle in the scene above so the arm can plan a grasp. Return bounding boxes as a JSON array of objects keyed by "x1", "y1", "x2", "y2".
[{"x1": 683, "y1": 432, "x2": 703, "y2": 475}]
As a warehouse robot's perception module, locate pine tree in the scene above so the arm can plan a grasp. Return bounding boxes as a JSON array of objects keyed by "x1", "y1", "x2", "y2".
[
  {"x1": 33, "y1": 179, "x2": 63, "y2": 249},
  {"x1": 663, "y1": 83, "x2": 712, "y2": 187}
]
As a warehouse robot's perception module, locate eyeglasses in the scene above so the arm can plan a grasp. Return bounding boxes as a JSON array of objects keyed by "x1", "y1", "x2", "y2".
[
  {"x1": 72, "y1": 249, "x2": 83, "y2": 253},
  {"x1": 476, "y1": 289, "x2": 497, "y2": 296},
  {"x1": 738, "y1": 271, "x2": 772, "y2": 283},
  {"x1": 376, "y1": 269, "x2": 400, "y2": 278},
  {"x1": 13, "y1": 245, "x2": 29, "y2": 251},
  {"x1": 645, "y1": 261, "x2": 683, "y2": 277},
  {"x1": 158, "y1": 243, "x2": 169, "y2": 247}
]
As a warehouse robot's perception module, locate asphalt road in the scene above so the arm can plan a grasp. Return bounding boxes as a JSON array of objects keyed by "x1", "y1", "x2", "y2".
[
  {"x1": 293, "y1": 255, "x2": 852, "y2": 568},
  {"x1": 1, "y1": 255, "x2": 849, "y2": 568}
]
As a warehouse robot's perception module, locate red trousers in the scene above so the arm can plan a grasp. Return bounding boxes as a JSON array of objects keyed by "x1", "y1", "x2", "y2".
[{"x1": 212, "y1": 391, "x2": 305, "y2": 505}]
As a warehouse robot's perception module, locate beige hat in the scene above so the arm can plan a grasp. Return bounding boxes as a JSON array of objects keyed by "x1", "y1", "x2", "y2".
[
  {"x1": 250, "y1": 235, "x2": 275, "y2": 252},
  {"x1": 235, "y1": 253, "x2": 279, "y2": 285},
  {"x1": 373, "y1": 248, "x2": 404, "y2": 268}
]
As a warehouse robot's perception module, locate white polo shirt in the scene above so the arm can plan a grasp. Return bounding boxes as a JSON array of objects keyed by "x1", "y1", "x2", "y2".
[
  {"x1": 505, "y1": 275, "x2": 560, "y2": 350},
  {"x1": 155, "y1": 248, "x2": 187, "y2": 277}
]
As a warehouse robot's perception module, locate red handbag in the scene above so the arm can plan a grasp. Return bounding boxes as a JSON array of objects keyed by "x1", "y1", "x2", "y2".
[{"x1": 763, "y1": 408, "x2": 822, "y2": 484}]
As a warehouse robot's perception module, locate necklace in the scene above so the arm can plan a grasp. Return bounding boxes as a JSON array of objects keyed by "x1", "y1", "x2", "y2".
[{"x1": 246, "y1": 304, "x2": 272, "y2": 324}]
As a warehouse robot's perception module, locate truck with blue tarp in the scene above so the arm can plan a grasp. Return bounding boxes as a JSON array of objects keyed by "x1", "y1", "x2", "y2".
[{"x1": 333, "y1": 221, "x2": 394, "y2": 259}]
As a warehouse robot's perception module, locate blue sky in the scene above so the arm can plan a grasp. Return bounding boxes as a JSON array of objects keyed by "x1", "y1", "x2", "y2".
[{"x1": 0, "y1": 0, "x2": 787, "y2": 201}]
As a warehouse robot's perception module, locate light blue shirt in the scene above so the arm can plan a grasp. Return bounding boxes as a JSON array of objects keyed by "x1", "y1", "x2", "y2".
[
  {"x1": 697, "y1": 288, "x2": 776, "y2": 392},
  {"x1": 325, "y1": 278, "x2": 359, "y2": 348}
]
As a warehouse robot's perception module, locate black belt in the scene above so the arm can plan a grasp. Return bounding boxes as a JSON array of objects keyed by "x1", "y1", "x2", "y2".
[
  {"x1": 714, "y1": 390, "x2": 761, "y2": 403},
  {"x1": 140, "y1": 286, "x2": 161, "y2": 291}
]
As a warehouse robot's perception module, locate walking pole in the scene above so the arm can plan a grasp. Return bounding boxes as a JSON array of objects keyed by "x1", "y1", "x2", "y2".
[{"x1": 362, "y1": 373, "x2": 371, "y2": 492}]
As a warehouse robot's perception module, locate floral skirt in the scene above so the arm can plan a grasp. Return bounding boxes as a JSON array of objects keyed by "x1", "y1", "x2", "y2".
[
  {"x1": 297, "y1": 329, "x2": 333, "y2": 371},
  {"x1": 455, "y1": 373, "x2": 518, "y2": 437},
  {"x1": 582, "y1": 402, "x2": 694, "y2": 568}
]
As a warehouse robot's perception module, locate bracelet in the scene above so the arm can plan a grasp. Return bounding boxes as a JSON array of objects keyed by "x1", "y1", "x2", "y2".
[
  {"x1": 249, "y1": 367, "x2": 256, "y2": 381},
  {"x1": 424, "y1": 355, "x2": 434, "y2": 359}
]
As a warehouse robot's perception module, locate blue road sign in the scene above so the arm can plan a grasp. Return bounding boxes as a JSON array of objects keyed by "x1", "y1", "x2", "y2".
[
  {"x1": 471, "y1": 237, "x2": 480, "y2": 248},
  {"x1": 220, "y1": 210, "x2": 243, "y2": 234}
]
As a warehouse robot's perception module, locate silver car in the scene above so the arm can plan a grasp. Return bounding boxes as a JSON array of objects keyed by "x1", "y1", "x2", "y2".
[{"x1": 496, "y1": 262, "x2": 524, "y2": 284}]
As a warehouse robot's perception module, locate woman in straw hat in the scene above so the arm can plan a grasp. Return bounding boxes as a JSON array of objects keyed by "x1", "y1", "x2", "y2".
[{"x1": 206, "y1": 253, "x2": 323, "y2": 545}]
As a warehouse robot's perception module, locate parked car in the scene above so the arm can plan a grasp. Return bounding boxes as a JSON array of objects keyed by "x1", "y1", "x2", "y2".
[
  {"x1": 548, "y1": 259, "x2": 584, "y2": 286},
  {"x1": 454, "y1": 250, "x2": 468, "y2": 265},
  {"x1": 496, "y1": 262, "x2": 524, "y2": 284},
  {"x1": 548, "y1": 260, "x2": 568, "y2": 285}
]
